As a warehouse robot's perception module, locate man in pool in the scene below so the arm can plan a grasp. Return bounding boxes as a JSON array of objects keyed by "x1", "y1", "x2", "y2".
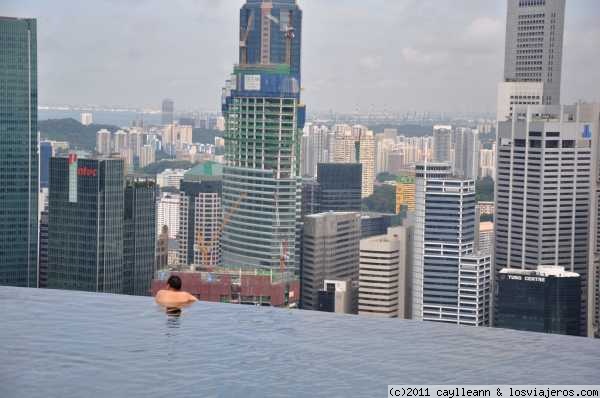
[{"x1": 155, "y1": 275, "x2": 198, "y2": 309}]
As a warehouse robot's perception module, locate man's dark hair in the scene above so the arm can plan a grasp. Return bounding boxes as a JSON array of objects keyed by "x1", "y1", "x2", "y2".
[{"x1": 167, "y1": 275, "x2": 182, "y2": 291}]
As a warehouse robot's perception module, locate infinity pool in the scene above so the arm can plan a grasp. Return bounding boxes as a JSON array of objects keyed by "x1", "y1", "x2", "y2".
[{"x1": 1, "y1": 286, "x2": 599, "y2": 397}]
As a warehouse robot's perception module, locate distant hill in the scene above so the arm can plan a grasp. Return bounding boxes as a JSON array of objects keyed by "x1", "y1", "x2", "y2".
[{"x1": 39, "y1": 118, "x2": 120, "y2": 150}]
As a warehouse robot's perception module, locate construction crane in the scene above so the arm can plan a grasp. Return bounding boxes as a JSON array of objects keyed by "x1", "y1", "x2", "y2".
[
  {"x1": 195, "y1": 192, "x2": 247, "y2": 272},
  {"x1": 239, "y1": 11, "x2": 254, "y2": 65},
  {"x1": 273, "y1": 190, "x2": 290, "y2": 273}
]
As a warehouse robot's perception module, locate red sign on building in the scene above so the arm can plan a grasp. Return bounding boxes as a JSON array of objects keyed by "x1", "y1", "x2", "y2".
[{"x1": 77, "y1": 167, "x2": 97, "y2": 177}]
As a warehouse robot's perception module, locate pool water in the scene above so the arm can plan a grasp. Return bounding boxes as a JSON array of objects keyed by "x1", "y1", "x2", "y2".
[{"x1": 1, "y1": 286, "x2": 599, "y2": 397}]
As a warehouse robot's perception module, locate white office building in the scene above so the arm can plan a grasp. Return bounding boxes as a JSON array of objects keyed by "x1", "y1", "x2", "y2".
[
  {"x1": 157, "y1": 192, "x2": 180, "y2": 240},
  {"x1": 359, "y1": 226, "x2": 412, "y2": 319},
  {"x1": 497, "y1": 0, "x2": 566, "y2": 121}
]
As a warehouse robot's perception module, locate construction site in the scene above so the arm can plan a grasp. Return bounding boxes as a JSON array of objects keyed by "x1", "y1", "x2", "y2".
[{"x1": 151, "y1": 268, "x2": 299, "y2": 308}]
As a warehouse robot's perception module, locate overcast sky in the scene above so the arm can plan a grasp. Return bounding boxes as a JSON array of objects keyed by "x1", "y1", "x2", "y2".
[{"x1": 4, "y1": 0, "x2": 600, "y2": 114}]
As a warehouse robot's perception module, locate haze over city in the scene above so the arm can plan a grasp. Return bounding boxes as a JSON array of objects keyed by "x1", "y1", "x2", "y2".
[
  {"x1": 4, "y1": 0, "x2": 600, "y2": 113},
  {"x1": 3, "y1": 0, "x2": 600, "y2": 396}
]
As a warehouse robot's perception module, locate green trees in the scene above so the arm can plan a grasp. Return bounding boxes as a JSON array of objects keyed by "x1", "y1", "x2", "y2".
[{"x1": 362, "y1": 184, "x2": 396, "y2": 213}]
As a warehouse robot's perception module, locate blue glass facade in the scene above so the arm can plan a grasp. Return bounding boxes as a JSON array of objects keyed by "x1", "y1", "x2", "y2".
[
  {"x1": 221, "y1": 1, "x2": 304, "y2": 271},
  {"x1": 39, "y1": 141, "x2": 52, "y2": 188},
  {"x1": 47, "y1": 157, "x2": 124, "y2": 293},
  {"x1": 0, "y1": 17, "x2": 38, "y2": 287},
  {"x1": 239, "y1": 0, "x2": 302, "y2": 84}
]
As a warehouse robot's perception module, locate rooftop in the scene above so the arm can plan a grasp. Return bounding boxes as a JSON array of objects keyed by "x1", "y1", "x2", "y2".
[
  {"x1": 1, "y1": 286, "x2": 599, "y2": 397},
  {"x1": 500, "y1": 266, "x2": 580, "y2": 278}
]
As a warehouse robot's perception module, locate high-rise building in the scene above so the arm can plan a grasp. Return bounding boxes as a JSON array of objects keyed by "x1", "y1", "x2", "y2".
[
  {"x1": 177, "y1": 162, "x2": 222, "y2": 270},
  {"x1": 497, "y1": 0, "x2": 566, "y2": 121},
  {"x1": 47, "y1": 156, "x2": 125, "y2": 293},
  {"x1": 477, "y1": 221, "x2": 494, "y2": 256},
  {"x1": 412, "y1": 163, "x2": 490, "y2": 326},
  {"x1": 156, "y1": 225, "x2": 169, "y2": 270},
  {"x1": 161, "y1": 98, "x2": 174, "y2": 126},
  {"x1": 301, "y1": 212, "x2": 361, "y2": 311},
  {"x1": 432, "y1": 125, "x2": 453, "y2": 164},
  {"x1": 123, "y1": 176, "x2": 157, "y2": 296},
  {"x1": 332, "y1": 124, "x2": 355, "y2": 163},
  {"x1": 301, "y1": 123, "x2": 329, "y2": 177},
  {"x1": 359, "y1": 226, "x2": 412, "y2": 319},
  {"x1": 156, "y1": 192, "x2": 180, "y2": 239},
  {"x1": 395, "y1": 174, "x2": 416, "y2": 213},
  {"x1": 96, "y1": 129, "x2": 112, "y2": 155},
  {"x1": 479, "y1": 146, "x2": 496, "y2": 179},
  {"x1": 360, "y1": 213, "x2": 398, "y2": 239},
  {"x1": 0, "y1": 17, "x2": 38, "y2": 287},
  {"x1": 301, "y1": 177, "x2": 320, "y2": 218},
  {"x1": 358, "y1": 127, "x2": 375, "y2": 198},
  {"x1": 38, "y1": 209, "x2": 49, "y2": 288},
  {"x1": 317, "y1": 163, "x2": 362, "y2": 212},
  {"x1": 162, "y1": 124, "x2": 193, "y2": 155},
  {"x1": 139, "y1": 145, "x2": 155, "y2": 168},
  {"x1": 113, "y1": 130, "x2": 128, "y2": 153},
  {"x1": 238, "y1": 0, "x2": 302, "y2": 83},
  {"x1": 156, "y1": 168, "x2": 186, "y2": 189},
  {"x1": 453, "y1": 128, "x2": 480, "y2": 180},
  {"x1": 81, "y1": 112, "x2": 93, "y2": 126},
  {"x1": 495, "y1": 266, "x2": 581, "y2": 336},
  {"x1": 495, "y1": 104, "x2": 600, "y2": 336},
  {"x1": 375, "y1": 134, "x2": 396, "y2": 174},
  {"x1": 221, "y1": 0, "x2": 304, "y2": 271},
  {"x1": 128, "y1": 129, "x2": 144, "y2": 166},
  {"x1": 39, "y1": 141, "x2": 53, "y2": 189}
]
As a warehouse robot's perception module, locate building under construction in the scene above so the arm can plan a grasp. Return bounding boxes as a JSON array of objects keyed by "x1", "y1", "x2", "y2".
[{"x1": 151, "y1": 268, "x2": 299, "y2": 308}]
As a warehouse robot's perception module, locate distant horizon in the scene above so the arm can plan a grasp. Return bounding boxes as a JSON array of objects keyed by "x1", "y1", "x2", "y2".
[{"x1": 4, "y1": 0, "x2": 599, "y2": 114}]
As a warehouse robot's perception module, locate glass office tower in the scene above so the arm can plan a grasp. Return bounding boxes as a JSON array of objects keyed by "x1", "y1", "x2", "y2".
[
  {"x1": 47, "y1": 156, "x2": 124, "y2": 293},
  {"x1": 221, "y1": 1, "x2": 305, "y2": 271},
  {"x1": 0, "y1": 17, "x2": 38, "y2": 287},
  {"x1": 123, "y1": 176, "x2": 157, "y2": 296},
  {"x1": 317, "y1": 163, "x2": 362, "y2": 212}
]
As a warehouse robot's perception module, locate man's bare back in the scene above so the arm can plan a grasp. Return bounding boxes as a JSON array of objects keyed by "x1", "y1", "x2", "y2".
[{"x1": 155, "y1": 275, "x2": 198, "y2": 308}]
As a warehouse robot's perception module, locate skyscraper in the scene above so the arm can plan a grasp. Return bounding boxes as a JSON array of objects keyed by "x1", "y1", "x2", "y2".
[
  {"x1": 494, "y1": 103, "x2": 600, "y2": 336},
  {"x1": 96, "y1": 129, "x2": 112, "y2": 155},
  {"x1": 221, "y1": 0, "x2": 304, "y2": 271},
  {"x1": 156, "y1": 192, "x2": 180, "y2": 239},
  {"x1": 432, "y1": 125, "x2": 453, "y2": 164},
  {"x1": 395, "y1": 174, "x2": 416, "y2": 213},
  {"x1": 47, "y1": 156, "x2": 125, "y2": 293},
  {"x1": 495, "y1": 266, "x2": 581, "y2": 336},
  {"x1": 123, "y1": 176, "x2": 157, "y2": 296},
  {"x1": 412, "y1": 163, "x2": 490, "y2": 326},
  {"x1": 161, "y1": 98, "x2": 174, "y2": 126},
  {"x1": 359, "y1": 226, "x2": 412, "y2": 318},
  {"x1": 238, "y1": 0, "x2": 302, "y2": 83},
  {"x1": 317, "y1": 163, "x2": 362, "y2": 212},
  {"x1": 357, "y1": 126, "x2": 375, "y2": 197},
  {"x1": 39, "y1": 141, "x2": 53, "y2": 189},
  {"x1": 177, "y1": 162, "x2": 222, "y2": 270},
  {"x1": 497, "y1": 0, "x2": 566, "y2": 121},
  {"x1": 453, "y1": 128, "x2": 480, "y2": 180},
  {"x1": 0, "y1": 17, "x2": 38, "y2": 287},
  {"x1": 301, "y1": 212, "x2": 361, "y2": 311}
]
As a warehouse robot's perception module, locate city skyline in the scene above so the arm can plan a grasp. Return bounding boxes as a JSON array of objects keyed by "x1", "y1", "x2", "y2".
[{"x1": 3, "y1": 0, "x2": 599, "y2": 114}]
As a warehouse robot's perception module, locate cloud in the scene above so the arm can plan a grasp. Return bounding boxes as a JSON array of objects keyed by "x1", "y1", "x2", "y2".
[
  {"x1": 4, "y1": 0, "x2": 599, "y2": 114},
  {"x1": 359, "y1": 55, "x2": 383, "y2": 71},
  {"x1": 401, "y1": 47, "x2": 444, "y2": 66}
]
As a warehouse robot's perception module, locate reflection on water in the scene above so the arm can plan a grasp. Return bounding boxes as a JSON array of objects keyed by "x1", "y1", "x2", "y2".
[
  {"x1": 166, "y1": 307, "x2": 182, "y2": 317},
  {"x1": 2, "y1": 286, "x2": 600, "y2": 398}
]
